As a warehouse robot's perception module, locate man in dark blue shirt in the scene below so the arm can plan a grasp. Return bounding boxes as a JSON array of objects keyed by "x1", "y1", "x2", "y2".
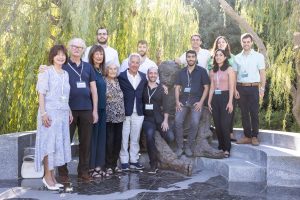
[
  {"x1": 58, "y1": 38, "x2": 98, "y2": 182},
  {"x1": 174, "y1": 50, "x2": 209, "y2": 157}
]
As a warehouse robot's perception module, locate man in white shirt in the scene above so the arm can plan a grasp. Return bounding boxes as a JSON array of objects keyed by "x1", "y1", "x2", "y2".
[
  {"x1": 175, "y1": 34, "x2": 211, "y2": 70},
  {"x1": 120, "y1": 40, "x2": 158, "y2": 75},
  {"x1": 118, "y1": 53, "x2": 147, "y2": 171},
  {"x1": 83, "y1": 27, "x2": 120, "y2": 67}
]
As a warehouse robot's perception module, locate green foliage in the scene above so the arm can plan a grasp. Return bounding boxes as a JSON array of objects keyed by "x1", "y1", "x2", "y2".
[
  {"x1": 236, "y1": 0, "x2": 300, "y2": 131},
  {"x1": 186, "y1": 0, "x2": 241, "y2": 53},
  {"x1": 233, "y1": 108, "x2": 300, "y2": 133},
  {"x1": 0, "y1": 0, "x2": 198, "y2": 134}
]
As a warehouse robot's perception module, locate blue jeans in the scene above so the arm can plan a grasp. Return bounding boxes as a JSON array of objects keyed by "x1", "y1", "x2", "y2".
[
  {"x1": 142, "y1": 120, "x2": 174, "y2": 168},
  {"x1": 175, "y1": 106, "x2": 202, "y2": 149}
]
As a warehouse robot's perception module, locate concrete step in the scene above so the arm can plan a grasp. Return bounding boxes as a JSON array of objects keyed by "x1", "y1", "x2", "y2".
[
  {"x1": 233, "y1": 128, "x2": 300, "y2": 151},
  {"x1": 207, "y1": 140, "x2": 300, "y2": 187},
  {"x1": 211, "y1": 141, "x2": 267, "y2": 167},
  {"x1": 195, "y1": 157, "x2": 266, "y2": 182}
]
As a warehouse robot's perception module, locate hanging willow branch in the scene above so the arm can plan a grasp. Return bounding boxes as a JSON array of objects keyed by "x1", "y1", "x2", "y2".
[{"x1": 218, "y1": 0, "x2": 268, "y2": 66}]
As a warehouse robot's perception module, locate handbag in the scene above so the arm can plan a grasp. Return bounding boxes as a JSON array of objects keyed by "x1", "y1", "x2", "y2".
[{"x1": 21, "y1": 155, "x2": 44, "y2": 179}]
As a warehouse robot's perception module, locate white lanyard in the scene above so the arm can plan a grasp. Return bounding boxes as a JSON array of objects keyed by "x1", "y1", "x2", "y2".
[
  {"x1": 68, "y1": 62, "x2": 84, "y2": 81},
  {"x1": 147, "y1": 86, "x2": 158, "y2": 104},
  {"x1": 52, "y1": 66, "x2": 65, "y2": 96}
]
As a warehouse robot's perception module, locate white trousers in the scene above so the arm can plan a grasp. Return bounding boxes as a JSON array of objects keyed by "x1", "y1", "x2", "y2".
[{"x1": 119, "y1": 113, "x2": 144, "y2": 164}]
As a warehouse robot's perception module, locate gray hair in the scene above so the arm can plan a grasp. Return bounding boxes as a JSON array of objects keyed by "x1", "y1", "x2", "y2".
[
  {"x1": 68, "y1": 38, "x2": 86, "y2": 49},
  {"x1": 105, "y1": 64, "x2": 119, "y2": 76},
  {"x1": 128, "y1": 53, "x2": 141, "y2": 64}
]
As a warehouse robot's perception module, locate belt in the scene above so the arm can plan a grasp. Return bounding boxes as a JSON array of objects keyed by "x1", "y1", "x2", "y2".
[{"x1": 237, "y1": 82, "x2": 259, "y2": 87}]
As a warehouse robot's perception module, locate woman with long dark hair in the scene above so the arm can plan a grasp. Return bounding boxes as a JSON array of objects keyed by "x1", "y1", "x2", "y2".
[
  {"x1": 88, "y1": 45, "x2": 107, "y2": 178},
  {"x1": 208, "y1": 49, "x2": 235, "y2": 157},
  {"x1": 208, "y1": 36, "x2": 237, "y2": 141}
]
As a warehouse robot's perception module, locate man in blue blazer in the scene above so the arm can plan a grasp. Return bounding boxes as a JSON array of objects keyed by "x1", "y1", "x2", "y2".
[{"x1": 118, "y1": 53, "x2": 147, "y2": 171}]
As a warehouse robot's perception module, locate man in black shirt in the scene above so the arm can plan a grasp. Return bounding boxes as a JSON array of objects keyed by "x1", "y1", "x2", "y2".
[
  {"x1": 175, "y1": 50, "x2": 209, "y2": 157},
  {"x1": 142, "y1": 67, "x2": 174, "y2": 174}
]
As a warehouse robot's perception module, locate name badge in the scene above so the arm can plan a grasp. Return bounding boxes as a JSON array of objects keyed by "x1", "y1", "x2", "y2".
[
  {"x1": 184, "y1": 87, "x2": 191, "y2": 93},
  {"x1": 60, "y1": 95, "x2": 68, "y2": 103},
  {"x1": 77, "y1": 81, "x2": 86, "y2": 88},
  {"x1": 241, "y1": 72, "x2": 248, "y2": 78},
  {"x1": 214, "y1": 90, "x2": 222, "y2": 95},
  {"x1": 145, "y1": 104, "x2": 154, "y2": 110}
]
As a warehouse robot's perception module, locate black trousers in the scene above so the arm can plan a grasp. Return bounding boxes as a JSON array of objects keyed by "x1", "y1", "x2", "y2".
[
  {"x1": 211, "y1": 91, "x2": 232, "y2": 152},
  {"x1": 229, "y1": 98, "x2": 238, "y2": 133},
  {"x1": 105, "y1": 122, "x2": 123, "y2": 169},
  {"x1": 237, "y1": 85, "x2": 259, "y2": 137},
  {"x1": 142, "y1": 120, "x2": 174, "y2": 168},
  {"x1": 58, "y1": 110, "x2": 93, "y2": 177}
]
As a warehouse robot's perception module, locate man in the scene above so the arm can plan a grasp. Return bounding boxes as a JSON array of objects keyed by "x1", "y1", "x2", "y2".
[
  {"x1": 118, "y1": 53, "x2": 147, "y2": 171},
  {"x1": 234, "y1": 33, "x2": 266, "y2": 146},
  {"x1": 120, "y1": 40, "x2": 158, "y2": 75},
  {"x1": 174, "y1": 50, "x2": 209, "y2": 157},
  {"x1": 142, "y1": 67, "x2": 174, "y2": 174},
  {"x1": 58, "y1": 38, "x2": 98, "y2": 182},
  {"x1": 83, "y1": 27, "x2": 120, "y2": 67},
  {"x1": 175, "y1": 34, "x2": 211, "y2": 70}
]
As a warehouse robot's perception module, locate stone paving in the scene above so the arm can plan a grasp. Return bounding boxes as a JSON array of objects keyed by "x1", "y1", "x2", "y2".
[{"x1": 1, "y1": 169, "x2": 300, "y2": 200}]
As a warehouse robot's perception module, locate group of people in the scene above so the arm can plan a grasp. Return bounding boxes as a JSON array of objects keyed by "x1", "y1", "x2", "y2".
[{"x1": 34, "y1": 26, "x2": 266, "y2": 191}]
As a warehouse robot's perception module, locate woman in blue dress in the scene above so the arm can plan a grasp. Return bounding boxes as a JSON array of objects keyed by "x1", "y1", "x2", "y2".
[
  {"x1": 35, "y1": 45, "x2": 72, "y2": 190},
  {"x1": 88, "y1": 45, "x2": 107, "y2": 178}
]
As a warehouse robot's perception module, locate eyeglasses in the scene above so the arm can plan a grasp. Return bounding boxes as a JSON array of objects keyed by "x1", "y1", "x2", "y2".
[{"x1": 71, "y1": 45, "x2": 84, "y2": 50}]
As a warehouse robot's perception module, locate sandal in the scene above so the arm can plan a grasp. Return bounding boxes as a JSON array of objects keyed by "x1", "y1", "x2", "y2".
[
  {"x1": 100, "y1": 170, "x2": 110, "y2": 177},
  {"x1": 106, "y1": 168, "x2": 113, "y2": 175},
  {"x1": 90, "y1": 168, "x2": 101, "y2": 178},
  {"x1": 224, "y1": 151, "x2": 230, "y2": 158}
]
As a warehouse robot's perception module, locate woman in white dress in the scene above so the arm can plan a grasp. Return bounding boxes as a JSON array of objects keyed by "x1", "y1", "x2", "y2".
[{"x1": 35, "y1": 45, "x2": 73, "y2": 190}]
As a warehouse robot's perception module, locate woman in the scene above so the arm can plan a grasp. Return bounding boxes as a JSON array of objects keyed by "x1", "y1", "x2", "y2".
[
  {"x1": 208, "y1": 49, "x2": 234, "y2": 158},
  {"x1": 35, "y1": 45, "x2": 72, "y2": 190},
  {"x1": 88, "y1": 45, "x2": 107, "y2": 178},
  {"x1": 105, "y1": 64, "x2": 125, "y2": 174},
  {"x1": 208, "y1": 36, "x2": 237, "y2": 141}
]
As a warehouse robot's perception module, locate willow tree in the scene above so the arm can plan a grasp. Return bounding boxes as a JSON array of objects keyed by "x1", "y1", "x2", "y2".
[
  {"x1": 236, "y1": 0, "x2": 300, "y2": 130},
  {"x1": 0, "y1": 0, "x2": 198, "y2": 134}
]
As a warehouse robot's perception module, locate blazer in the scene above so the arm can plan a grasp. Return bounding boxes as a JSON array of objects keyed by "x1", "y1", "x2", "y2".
[{"x1": 118, "y1": 70, "x2": 147, "y2": 116}]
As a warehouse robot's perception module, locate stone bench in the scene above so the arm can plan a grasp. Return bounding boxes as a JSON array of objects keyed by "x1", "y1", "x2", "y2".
[{"x1": 0, "y1": 131, "x2": 36, "y2": 180}]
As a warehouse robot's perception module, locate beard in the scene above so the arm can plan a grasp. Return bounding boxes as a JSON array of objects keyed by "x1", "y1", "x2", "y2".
[
  {"x1": 187, "y1": 60, "x2": 196, "y2": 67},
  {"x1": 148, "y1": 76, "x2": 157, "y2": 83},
  {"x1": 139, "y1": 51, "x2": 146, "y2": 57},
  {"x1": 97, "y1": 38, "x2": 108, "y2": 45}
]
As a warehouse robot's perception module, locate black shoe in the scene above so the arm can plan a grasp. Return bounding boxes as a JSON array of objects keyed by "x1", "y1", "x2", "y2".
[{"x1": 130, "y1": 162, "x2": 144, "y2": 170}]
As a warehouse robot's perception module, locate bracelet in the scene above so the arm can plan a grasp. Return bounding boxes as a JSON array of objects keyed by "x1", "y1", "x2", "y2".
[
  {"x1": 260, "y1": 87, "x2": 265, "y2": 91},
  {"x1": 41, "y1": 112, "x2": 47, "y2": 116}
]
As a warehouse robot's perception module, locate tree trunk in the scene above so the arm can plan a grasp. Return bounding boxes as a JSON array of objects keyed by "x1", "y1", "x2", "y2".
[
  {"x1": 292, "y1": 32, "x2": 300, "y2": 125},
  {"x1": 218, "y1": 0, "x2": 268, "y2": 65}
]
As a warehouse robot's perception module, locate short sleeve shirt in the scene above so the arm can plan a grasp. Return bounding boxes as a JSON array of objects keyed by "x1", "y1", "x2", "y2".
[
  {"x1": 83, "y1": 45, "x2": 120, "y2": 67},
  {"x1": 63, "y1": 59, "x2": 96, "y2": 110},
  {"x1": 175, "y1": 65, "x2": 210, "y2": 105},
  {"x1": 120, "y1": 57, "x2": 160, "y2": 83},
  {"x1": 179, "y1": 49, "x2": 211, "y2": 70},
  {"x1": 233, "y1": 49, "x2": 265, "y2": 83}
]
